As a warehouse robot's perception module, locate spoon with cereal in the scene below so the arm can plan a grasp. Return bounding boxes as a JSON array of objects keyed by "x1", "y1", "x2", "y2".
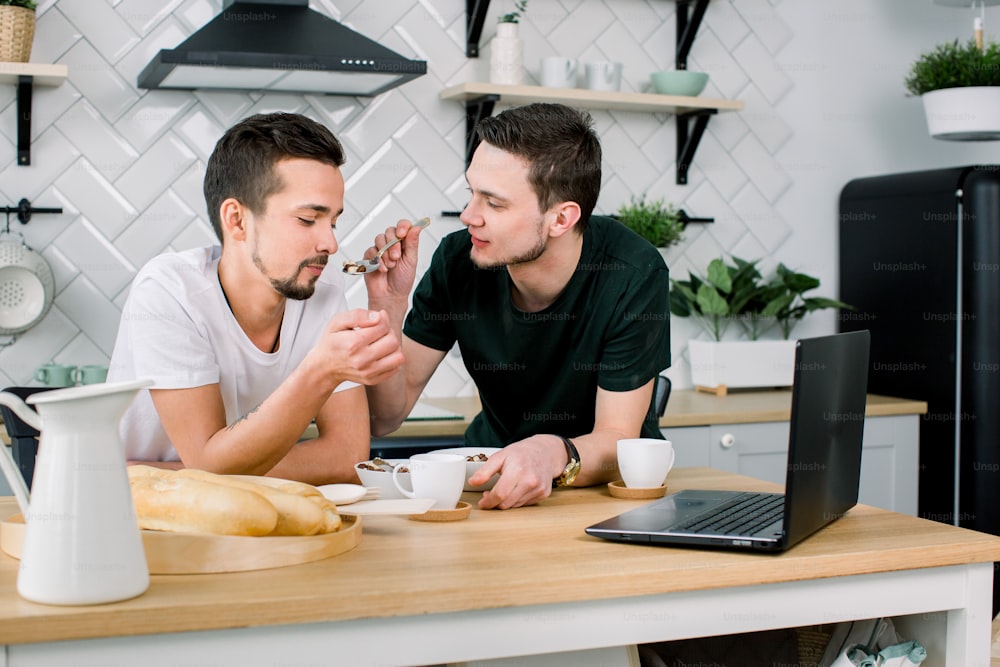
[{"x1": 343, "y1": 217, "x2": 430, "y2": 275}]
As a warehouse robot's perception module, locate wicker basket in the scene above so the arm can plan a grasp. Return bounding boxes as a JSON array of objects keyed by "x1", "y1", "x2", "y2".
[{"x1": 0, "y1": 6, "x2": 35, "y2": 64}]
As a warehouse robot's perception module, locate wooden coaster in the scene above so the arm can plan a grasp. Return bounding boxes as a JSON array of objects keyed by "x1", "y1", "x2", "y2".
[
  {"x1": 607, "y1": 480, "x2": 667, "y2": 500},
  {"x1": 408, "y1": 501, "x2": 472, "y2": 522}
]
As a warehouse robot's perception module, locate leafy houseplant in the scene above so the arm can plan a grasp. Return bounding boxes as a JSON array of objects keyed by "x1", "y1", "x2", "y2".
[
  {"x1": 669, "y1": 255, "x2": 852, "y2": 341},
  {"x1": 669, "y1": 255, "x2": 853, "y2": 390},
  {"x1": 904, "y1": 38, "x2": 1000, "y2": 140},
  {"x1": 615, "y1": 195, "x2": 685, "y2": 249},
  {"x1": 498, "y1": 0, "x2": 528, "y2": 23},
  {"x1": 904, "y1": 38, "x2": 1000, "y2": 95},
  {"x1": 0, "y1": 0, "x2": 36, "y2": 63}
]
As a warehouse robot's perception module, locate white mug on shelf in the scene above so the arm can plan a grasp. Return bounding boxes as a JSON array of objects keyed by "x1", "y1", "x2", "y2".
[
  {"x1": 584, "y1": 61, "x2": 623, "y2": 91},
  {"x1": 540, "y1": 56, "x2": 578, "y2": 88}
]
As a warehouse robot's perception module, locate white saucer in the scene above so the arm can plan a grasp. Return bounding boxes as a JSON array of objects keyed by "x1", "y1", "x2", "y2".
[{"x1": 317, "y1": 484, "x2": 368, "y2": 505}]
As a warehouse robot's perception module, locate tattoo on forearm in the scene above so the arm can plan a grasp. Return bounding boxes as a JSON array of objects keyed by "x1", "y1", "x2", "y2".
[{"x1": 227, "y1": 402, "x2": 263, "y2": 430}]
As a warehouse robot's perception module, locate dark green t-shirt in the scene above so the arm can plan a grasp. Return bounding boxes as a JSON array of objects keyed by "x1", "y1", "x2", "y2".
[{"x1": 403, "y1": 215, "x2": 671, "y2": 447}]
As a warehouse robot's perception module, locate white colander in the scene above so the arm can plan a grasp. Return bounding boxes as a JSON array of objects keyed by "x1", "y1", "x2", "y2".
[{"x1": 0, "y1": 231, "x2": 54, "y2": 335}]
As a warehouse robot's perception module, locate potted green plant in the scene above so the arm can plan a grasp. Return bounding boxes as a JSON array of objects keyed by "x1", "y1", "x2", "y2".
[
  {"x1": 498, "y1": 0, "x2": 528, "y2": 23},
  {"x1": 669, "y1": 255, "x2": 852, "y2": 391},
  {"x1": 904, "y1": 38, "x2": 1000, "y2": 140},
  {"x1": 0, "y1": 0, "x2": 36, "y2": 64},
  {"x1": 615, "y1": 195, "x2": 685, "y2": 250},
  {"x1": 490, "y1": 1, "x2": 527, "y2": 84}
]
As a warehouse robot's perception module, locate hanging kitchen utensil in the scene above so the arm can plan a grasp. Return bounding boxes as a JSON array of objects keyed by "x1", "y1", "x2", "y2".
[{"x1": 0, "y1": 228, "x2": 54, "y2": 336}]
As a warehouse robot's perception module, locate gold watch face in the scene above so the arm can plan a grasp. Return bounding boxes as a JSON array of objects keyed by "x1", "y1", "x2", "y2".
[{"x1": 558, "y1": 460, "x2": 581, "y2": 487}]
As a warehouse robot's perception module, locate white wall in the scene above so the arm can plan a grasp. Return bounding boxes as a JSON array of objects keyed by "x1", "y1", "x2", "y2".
[{"x1": 0, "y1": 0, "x2": 996, "y2": 394}]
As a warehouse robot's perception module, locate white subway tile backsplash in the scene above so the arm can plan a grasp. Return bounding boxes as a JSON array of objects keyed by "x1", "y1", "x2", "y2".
[
  {"x1": 32, "y1": 7, "x2": 82, "y2": 65},
  {"x1": 58, "y1": 0, "x2": 139, "y2": 64},
  {"x1": 62, "y1": 40, "x2": 138, "y2": 121},
  {"x1": 53, "y1": 217, "x2": 134, "y2": 298},
  {"x1": 55, "y1": 101, "x2": 139, "y2": 181},
  {"x1": 115, "y1": 0, "x2": 184, "y2": 36},
  {"x1": 114, "y1": 189, "x2": 194, "y2": 267},
  {"x1": 114, "y1": 91, "x2": 195, "y2": 154},
  {"x1": 113, "y1": 133, "x2": 196, "y2": 210},
  {"x1": 54, "y1": 159, "x2": 137, "y2": 239},
  {"x1": 54, "y1": 275, "x2": 122, "y2": 356},
  {"x1": 730, "y1": 133, "x2": 792, "y2": 204},
  {"x1": 170, "y1": 107, "x2": 225, "y2": 164},
  {"x1": 731, "y1": 34, "x2": 793, "y2": 106},
  {"x1": 0, "y1": 128, "x2": 80, "y2": 201}
]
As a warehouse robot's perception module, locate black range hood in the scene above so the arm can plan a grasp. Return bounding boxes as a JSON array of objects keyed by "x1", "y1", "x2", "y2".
[{"x1": 137, "y1": 0, "x2": 427, "y2": 97}]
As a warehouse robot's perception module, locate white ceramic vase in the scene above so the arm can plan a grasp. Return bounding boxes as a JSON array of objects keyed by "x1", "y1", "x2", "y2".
[
  {"x1": 489, "y1": 22, "x2": 524, "y2": 85},
  {"x1": 921, "y1": 86, "x2": 1000, "y2": 141}
]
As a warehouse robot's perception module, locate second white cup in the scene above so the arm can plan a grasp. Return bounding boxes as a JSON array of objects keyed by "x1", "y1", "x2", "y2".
[
  {"x1": 617, "y1": 438, "x2": 675, "y2": 488},
  {"x1": 393, "y1": 453, "x2": 467, "y2": 510},
  {"x1": 584, "y1": 61, "x2": 623, "y2": 91},
  {"x1": 540, "y1": 56, "x2": 578, "y2": 88}
]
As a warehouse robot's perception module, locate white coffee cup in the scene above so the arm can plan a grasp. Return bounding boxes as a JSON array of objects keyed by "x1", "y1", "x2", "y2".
[
  {"x1": 540, "y1": 56, "x2": 578, "y2": 88},
  {"x1": 617, "y1": 438, "x2": 675, "y2": 488},
  {"x1": 585, "y1": 61, "x2": 623, "y2": 91},
  {"x1": 393, "y1": 453, "x2": 467, "y2": 510}
]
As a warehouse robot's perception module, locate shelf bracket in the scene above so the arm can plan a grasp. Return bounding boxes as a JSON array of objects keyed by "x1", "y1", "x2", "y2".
[
  {"x1": 676, "y1": 0, "x2": 710, "y2": 70},
  {"x1": 466, "y1": 0, "x2": 491, "y2": 58},
  {"x1": 676, "y1": 109, "x2": 715, "y2": 185},
  {"x1": 462, "y1": 94, "x2": 498, "y2": 166},
  {"x1": 16, "y1": 75, "x2": 33, "y2": 166}
]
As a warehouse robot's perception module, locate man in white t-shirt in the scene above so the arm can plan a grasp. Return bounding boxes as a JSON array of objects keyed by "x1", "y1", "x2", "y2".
[{"x1": 108, "y1": 112, "x2": 403, "y2": 484}]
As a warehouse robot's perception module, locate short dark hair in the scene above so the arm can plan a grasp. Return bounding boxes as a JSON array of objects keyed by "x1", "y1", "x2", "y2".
[
  {"x1": 203, "y1": 112, "x2": 346, "y2": 241},
  {"x1": 475, "y1": 103, "x2": 602, "y2": 233}
]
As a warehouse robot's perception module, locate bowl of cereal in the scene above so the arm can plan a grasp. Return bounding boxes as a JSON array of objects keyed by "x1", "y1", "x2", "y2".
[
  {"x1": 355, "y1": 458, "x2": 411, "y2": 500},
  {"x1": 428, "y1": 447, "x2": 502, "y2": 491}
]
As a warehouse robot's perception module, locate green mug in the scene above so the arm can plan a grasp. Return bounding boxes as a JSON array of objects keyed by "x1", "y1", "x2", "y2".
[
  {"x1": 34, "y1": 364, "x2": 77, "y2": 387},
  {"x1": 76, "y1": 365, "x2": 109, "y2": 385}
]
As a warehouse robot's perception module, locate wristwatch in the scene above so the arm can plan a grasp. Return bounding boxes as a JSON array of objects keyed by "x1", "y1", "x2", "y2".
[{"x1": 553, "y1": 435, "x2": 581, "y2": 488}]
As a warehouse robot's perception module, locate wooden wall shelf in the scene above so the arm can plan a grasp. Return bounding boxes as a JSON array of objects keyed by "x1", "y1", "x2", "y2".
[
  {"x1": 0, "y1": 63, "x2": 69, "y2": 166},
  {"x1": 440, "y1": 82, "x2": 743, "y2": 184}
]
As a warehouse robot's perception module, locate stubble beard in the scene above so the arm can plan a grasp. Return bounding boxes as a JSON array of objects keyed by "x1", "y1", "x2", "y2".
[
  {"x1": 470, "y1": 224, "x2": 548, "y2": 270},
  {"x1": 251, "y1": 246, "x2": 326, "y2": 301}
]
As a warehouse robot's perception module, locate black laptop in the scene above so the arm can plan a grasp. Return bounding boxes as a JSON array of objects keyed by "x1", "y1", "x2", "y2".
[{"x1": 586, "y1": 330, "x2": 871, "y2": 553}]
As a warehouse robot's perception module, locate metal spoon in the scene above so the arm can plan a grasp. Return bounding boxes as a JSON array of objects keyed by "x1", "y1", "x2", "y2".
[{"x1": 343, "y1": 217, "x2": 430, "y2": 275}]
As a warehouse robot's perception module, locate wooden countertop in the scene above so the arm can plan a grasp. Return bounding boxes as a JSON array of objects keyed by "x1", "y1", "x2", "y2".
[{"x1": 0, "y1": 466, "x2": 995, "y2": 646}]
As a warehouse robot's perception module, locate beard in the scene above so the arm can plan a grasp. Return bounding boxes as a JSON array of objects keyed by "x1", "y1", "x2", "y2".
[
  {"x1": 470, "y1": 222, "x2": 548, "y2": 270},
  {"x1": 252, "y1": 248, "x2": 327, "y2": 300}
]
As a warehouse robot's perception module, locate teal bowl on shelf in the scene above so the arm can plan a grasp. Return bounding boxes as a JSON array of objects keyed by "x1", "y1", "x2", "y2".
[{"x1": 650, "y1": 70, "x2": 709, "y2": 97}]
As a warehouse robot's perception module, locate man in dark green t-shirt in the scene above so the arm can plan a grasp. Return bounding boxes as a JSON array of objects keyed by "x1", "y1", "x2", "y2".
[{"x1": 362, "y1": 103, "x2": 670, "y2": 510}]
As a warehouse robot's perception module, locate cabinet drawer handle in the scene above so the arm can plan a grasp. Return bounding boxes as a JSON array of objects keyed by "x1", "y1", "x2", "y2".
[{"x1": 719, "y1": 433, "x2": 736, "y2": 449}]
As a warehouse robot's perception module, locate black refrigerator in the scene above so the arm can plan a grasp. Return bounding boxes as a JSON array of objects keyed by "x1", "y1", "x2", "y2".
[{"x1": 839, "y1": 166, "x2": 1000, "y2": 612}]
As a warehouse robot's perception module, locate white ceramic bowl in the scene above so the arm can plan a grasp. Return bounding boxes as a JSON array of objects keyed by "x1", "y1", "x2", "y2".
[
  {"x1": 355, "y1": 459, "x2": 411, "y2": 500},
  {"x1": 427, "y1": 447, "x2": 502, "y2": 491}
]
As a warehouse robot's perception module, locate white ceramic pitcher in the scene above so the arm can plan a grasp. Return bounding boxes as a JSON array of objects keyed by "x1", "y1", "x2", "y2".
[{"x1": 0, "y1": 379, "x2": 151, "y2": 605}]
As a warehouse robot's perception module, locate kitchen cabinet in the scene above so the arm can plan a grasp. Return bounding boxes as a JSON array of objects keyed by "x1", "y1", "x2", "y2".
[{"x1": 665, "y1": 414, "x2": 920, "y2": 515}]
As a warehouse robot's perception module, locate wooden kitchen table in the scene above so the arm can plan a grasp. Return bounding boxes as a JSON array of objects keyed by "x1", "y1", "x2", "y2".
[{"x1": 0, "y1": 467, "x2": 997, "y2": 666}]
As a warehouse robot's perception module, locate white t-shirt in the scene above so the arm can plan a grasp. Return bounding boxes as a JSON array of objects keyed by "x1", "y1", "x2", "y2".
[{"x1": 108, "y1": 245, "x2": 355, "y2": 462}]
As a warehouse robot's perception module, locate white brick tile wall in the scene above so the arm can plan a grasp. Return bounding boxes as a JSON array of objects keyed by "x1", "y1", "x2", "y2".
[{"x1": 1, "y1": 0, "x2": 994, "y2": 395}]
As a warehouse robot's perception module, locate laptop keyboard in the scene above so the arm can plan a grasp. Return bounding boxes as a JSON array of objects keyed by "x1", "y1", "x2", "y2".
[{"x1": 675, "y1": 492, "x2": 785, "y2": 537}]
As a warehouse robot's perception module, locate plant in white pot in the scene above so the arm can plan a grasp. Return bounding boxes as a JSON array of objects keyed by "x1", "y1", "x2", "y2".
[
  {"x1": 489, "y1": 0, "x2": 527, "y2": 85},
  {"x1": 905, "y1": 38, "x2": 1000, "y2": 140},
  {"x1": 669, "y1": 256, "x2": 852, "y2": 393}
]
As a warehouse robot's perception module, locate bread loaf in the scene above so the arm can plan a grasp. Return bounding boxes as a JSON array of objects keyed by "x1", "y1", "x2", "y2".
[
  {"x1": 175, "y1": 469, "x2": 328, "y2": 536},
  {"x1": 130, "y1": 474, "x2": 279, "y2": 536},
  {"x1": 128, "y1": 467, "x2": 341, "y2": 537}
]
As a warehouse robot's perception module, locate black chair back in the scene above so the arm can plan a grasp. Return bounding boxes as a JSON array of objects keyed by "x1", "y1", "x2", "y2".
[
  {"x1": 654, "y1": 375, "x2": 672, "y2": 418},
  {"x1": 0, "y1": 386, "x2": 58, "y2": 490}
]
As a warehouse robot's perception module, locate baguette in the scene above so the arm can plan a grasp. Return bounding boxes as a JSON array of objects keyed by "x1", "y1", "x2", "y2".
[
  {"x1": 230, "y1": 475, "x2": 342, "y2": 533},
  {"x1": 175, "y1": 469, "x2": 328, "y2": 536},
  {"x1": 130, "y1": 474, "x2": 279, "y2": 536}
]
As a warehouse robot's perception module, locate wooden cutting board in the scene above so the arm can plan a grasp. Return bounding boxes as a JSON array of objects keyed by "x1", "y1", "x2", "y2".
[{"x1": 0, "y1": 513, "x2": 361, "y2": 574}]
